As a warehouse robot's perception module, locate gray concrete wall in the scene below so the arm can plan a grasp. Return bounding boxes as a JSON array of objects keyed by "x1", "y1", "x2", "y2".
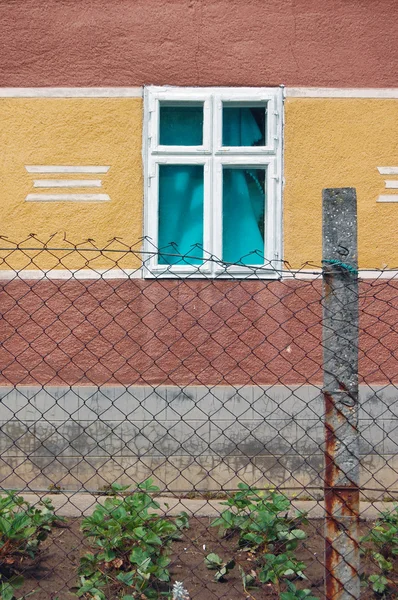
[{"x1": 0, "y1": 385, "x2": 397, "y2": 497}]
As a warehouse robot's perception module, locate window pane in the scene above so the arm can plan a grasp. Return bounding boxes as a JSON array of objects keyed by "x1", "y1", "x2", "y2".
[
  {"x1": 159, "y1": 104, "x2": 204, "y2": 146},
  {"x1": 223, "y1": 167, "x2": 266, "y2": 265},
  {"x1": 222, "y1": 105, "x2": 266, "y2": 147},
  {"x1": 158, "y1": 165, "x2": 204, "y2": 265}
]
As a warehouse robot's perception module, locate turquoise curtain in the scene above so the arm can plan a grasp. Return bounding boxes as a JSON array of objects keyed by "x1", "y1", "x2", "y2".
[
  {"x1": 158, "y1": 107, "x2": 265, "y2": 266},
  {"x1": 158, "y1": 165, "x2": 204, "y2": 265}
]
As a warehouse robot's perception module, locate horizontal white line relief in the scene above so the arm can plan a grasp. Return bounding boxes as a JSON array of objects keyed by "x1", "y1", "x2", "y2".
[
  {"x1": 378, "y1": 167, "x2": 398, "y2": 176},
  {"x1": 385, "y1": 180, "x2": 398, "y2": 190},
  {"x1": 25, "y1": 165, "x2": 111, "y2": 202},
  {"x1": 33, "y1": 179, "x2": 102, "y2": 188},
  {"x1": 0, "y1": 87, "x2": 143, "y2": 98},
  {"x1": 25, "y1": 194, "x2": 110, "y2": 202},
  {"x1": 286, "y1": 88, "x2": 398, "y2": 98},
  {"x1": 26, "y1": 166, "x2": 110, "y2": 174},
  {"x1": 0, "y1": 268, "x2": 396, "y2": 282},
  {"x1": 377, "y1": 168, "x2": 398, "y2": 201},
  {"x1": 0, "y1": 86, "x2": 396, "y2": 99},
  {"x1": 377, "y1": 195, "x2": 398, "y2": 203}
]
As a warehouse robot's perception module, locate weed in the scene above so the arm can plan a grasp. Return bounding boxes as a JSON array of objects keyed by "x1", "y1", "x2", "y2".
[
  {"x1": 171, "y1": 581, "x2": 189, "y2": 600},
  {"x1": 47, "y1": 484, "x2": 63, "y2": 495}
]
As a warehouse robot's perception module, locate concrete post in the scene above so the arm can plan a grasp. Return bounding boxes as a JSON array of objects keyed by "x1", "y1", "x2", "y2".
[{"x1": 322, "y1": 188, "x2": 360, "y2": 600}]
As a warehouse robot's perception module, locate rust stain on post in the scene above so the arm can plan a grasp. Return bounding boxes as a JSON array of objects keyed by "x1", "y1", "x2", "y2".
[{"x1": 322, "y1": 188, "x2": 360, "y2": 600}]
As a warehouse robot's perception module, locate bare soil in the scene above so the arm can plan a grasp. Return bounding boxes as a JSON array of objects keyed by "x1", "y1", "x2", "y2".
[{"x1": 6, "y1": 518, "x2": 391, "y2": 600}]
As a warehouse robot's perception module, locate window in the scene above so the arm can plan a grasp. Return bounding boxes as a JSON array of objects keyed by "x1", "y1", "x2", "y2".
[{"x1": 144, "y1": 87, "x2": 283, "y2": 277}]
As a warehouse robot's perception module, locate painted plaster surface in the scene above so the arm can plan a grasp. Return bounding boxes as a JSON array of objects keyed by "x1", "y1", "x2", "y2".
[
  {"x1": 0, "y1": 98, "x2": 143, "y2": 264},
  {"x1": 0, "y1": 278, "x2": 396, "y2": 386},
  {"x1": 284, "y1": 99, "x2": 398, "y2": 268},
  {"x1": 0, "y1": 0, "x2": 397, "y2": 88},
  {"x1": 0, "y1": 385, "x2": 395, "y2": 493},
  {"x1": 1, "y1": 96, "x2": 398, "y2": 268}
]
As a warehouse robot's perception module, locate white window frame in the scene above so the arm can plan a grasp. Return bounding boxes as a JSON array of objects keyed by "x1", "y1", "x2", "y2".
[{"x1": 143, "y1": 86, "x2": 283, "y2": 278}]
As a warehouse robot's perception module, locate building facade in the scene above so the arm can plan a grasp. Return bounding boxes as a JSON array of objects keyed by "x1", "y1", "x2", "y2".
[{"x1": 0, "y1": 0, "x2": 397, "y2": 493}]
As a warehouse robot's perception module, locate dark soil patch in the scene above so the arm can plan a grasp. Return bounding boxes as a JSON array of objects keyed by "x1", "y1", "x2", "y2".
[{"x1": 5, "y1": 518, "x2": 391, "y2": 599}]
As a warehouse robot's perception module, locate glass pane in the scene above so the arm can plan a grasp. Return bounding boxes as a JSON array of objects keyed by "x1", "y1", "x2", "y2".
[
  {"x1": 159, "y1": 104, "x2": 204, "y2": 146},
  {"x1": 222, "y1": 104, "x2": 266, "y2": 147},
  {"x1": 158, "y1": 165, "x2": 204, "y2": 265},
  {"x1": 223, "y1": 167, "x2": 266, "y2": 265}
]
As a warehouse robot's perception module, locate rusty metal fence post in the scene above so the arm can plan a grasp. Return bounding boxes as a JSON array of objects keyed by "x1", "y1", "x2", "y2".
[{"x1": 322, "y1": 188, "x2": 360, "y2": 600}]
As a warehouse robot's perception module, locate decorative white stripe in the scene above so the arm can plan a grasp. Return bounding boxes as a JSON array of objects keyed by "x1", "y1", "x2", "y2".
[
  {"x1": 377, "y1": 195, "x2": 398, "y2": 203},
  {"x1": 25, "y1": 193, "x2": 110, "y2": 202},
  {"x1": 0, "y1": 87, "x2": 395, "y2": 100},
  {"x1": 0, "y1": 269, "x2": 143, "y2": 280},
  {"x1": 385, "y1": 180, "x2": 398, "y2": 190},
  {"x1": 0, "y1": 87, "x2": 142, "y2": 98},
  {"x1": 283, "y1": 270, "x2": 398, "y2": 280},
  {"x1": 378, "y1": 167, "x2": 398, "y2": 175},
  {"x1": 33, "y1": 179, "x2": 102, "y2": 188},
  {"x1": 26, "y1": 165, "x2": 110, "y2": 174},
  {"x1": 0, "y1": 268, "x2": 396, "y2": 281},
  {"x1": 286, "y1": 87, "x2": 398, "y2": 98}
]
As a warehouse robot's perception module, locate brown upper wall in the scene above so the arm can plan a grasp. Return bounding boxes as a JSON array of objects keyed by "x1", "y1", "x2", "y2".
[{"x1": 0, "y1": 0, "x2": 396, "y2": 88}]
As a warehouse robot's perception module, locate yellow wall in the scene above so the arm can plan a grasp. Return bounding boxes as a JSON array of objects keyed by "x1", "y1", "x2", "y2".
[
  {"x1": 284, "y1": 98, "x2": 398, "y2": 268},
  {"x1": 1, "y1": 96, "x2": 398, "y2": 270},
  {"x1": 0, "y1": 98, "x2": 143, "y2": 269}
]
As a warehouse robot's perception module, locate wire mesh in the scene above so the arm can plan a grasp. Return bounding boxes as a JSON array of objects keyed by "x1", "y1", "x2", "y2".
[{"x1": 0, "y1": 237, "x2": 397, "y2": 600}]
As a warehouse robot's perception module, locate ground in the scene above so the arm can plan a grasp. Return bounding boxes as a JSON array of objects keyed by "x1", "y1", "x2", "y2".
[{"x1": 16, "y1": 518, "x2": 382, "y2": 600}]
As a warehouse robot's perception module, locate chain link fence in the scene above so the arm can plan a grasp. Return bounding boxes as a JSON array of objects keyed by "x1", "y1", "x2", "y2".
[{"x1": 0, "y1": 234, "x2": 397, "y2": 599}]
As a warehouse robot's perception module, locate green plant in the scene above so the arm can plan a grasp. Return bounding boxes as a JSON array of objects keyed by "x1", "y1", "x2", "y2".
[
  {"x1": 257, "y1": 553, "x2": 307, "y2": 585},
  {"x1": 212, "y1": 484, "x2": 307, "y2": 553},
  {"x1": 0, "y1": 491, "x2": 61, "y2": 599},
  {"x1": 171, "y1": 581, "x2": 189, "y2": 600},
  {"x1": 361, "y1": 504, "x2": 398, "y2": 596},
  {"x1": 0, "y1": 576, "x2": 24, "y2": 600},
  {"x1": 280, "y1": 581, "x2": 319, "y2": 600},
  {"x1": 368, "y1": 573, "x2": 390, "y2": 595},
  {"x1": 211, "y1": 484, "x2": 317, "y2": 599},
  {"x1": 204, "y1": 553, "x2": 235, "y2": 581},
  {"x1": 78, "y1": 479, "x2": 180, "y2": 599}
]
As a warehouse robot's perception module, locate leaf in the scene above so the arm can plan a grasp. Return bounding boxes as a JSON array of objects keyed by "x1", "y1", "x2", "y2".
[
  {"x1": 110, "y1": 483, "x2": 131, "y2": 493},
  {"x1": 156, "y1": 568, "x2": 170, "y2": 582},
  {"x1": 205, "y1": 553, "x2": 223, "y2": 569},
  {"x1": 369, "y1": 574, "x2": 389, "y2": 594},
  {"x1": 129, "y1": 547, "x2": 150, "y2": 566},
  {"x1": 215, "y1": 559, "x2": 235, "y2": 581},
  {"x1": 103, "y1": 549, "x2": 116, "y2": 562},
  {"x1": 0, "y1": 583, "x2": 16, "y2": 600},
  {"x1": 8, "y1": 576, "x2": 24, "y2": 590},
  {"x1": 116, "y1": 572, "x2": 135, "y2": 587},
  {"x1": 0, "y1": 517, "x2": 12, "y2": 536},
  {"x1": 239, "y1": 566, "x2": 257, "y2": 590},
  {"x1": 288, "y1": 529, "x2": 307, "y2": 540},
  {"x1": 138, "y1": 479, "x2": 159, "y2": 493}
]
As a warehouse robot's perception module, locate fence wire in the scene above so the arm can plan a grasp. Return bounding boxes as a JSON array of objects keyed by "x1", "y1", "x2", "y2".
[{"x1": 0, "y1": 239, "x2": 397, "y2": 600}]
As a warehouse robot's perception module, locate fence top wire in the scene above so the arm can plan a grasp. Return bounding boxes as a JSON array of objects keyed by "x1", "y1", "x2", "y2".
[
  {"x1": 0, "y1": 234, "x2": 326, "y2": 279},
  {"x1": 1, "y1": 235, "x2": 398, "y2": 278}
]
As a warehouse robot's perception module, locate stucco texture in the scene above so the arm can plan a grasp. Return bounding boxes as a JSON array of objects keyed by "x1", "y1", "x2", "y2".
[
  {"x1": 1, "y1": 277, "x2": 396, "y2": 386},
  {"x1": 284, "y1": 98, "x2": 398, "y2": 268},
  {"x1": 0, "y1": 0, "x2": 397, "y2": 88},
  {"x1": 0, "y1": 98, "x2": 143, "y2": 266}
]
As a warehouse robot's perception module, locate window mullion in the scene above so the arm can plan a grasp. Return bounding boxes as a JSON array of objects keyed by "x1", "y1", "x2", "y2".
[{"x1": 212, "y1": 157, "x2": 223, "y2": 269}]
